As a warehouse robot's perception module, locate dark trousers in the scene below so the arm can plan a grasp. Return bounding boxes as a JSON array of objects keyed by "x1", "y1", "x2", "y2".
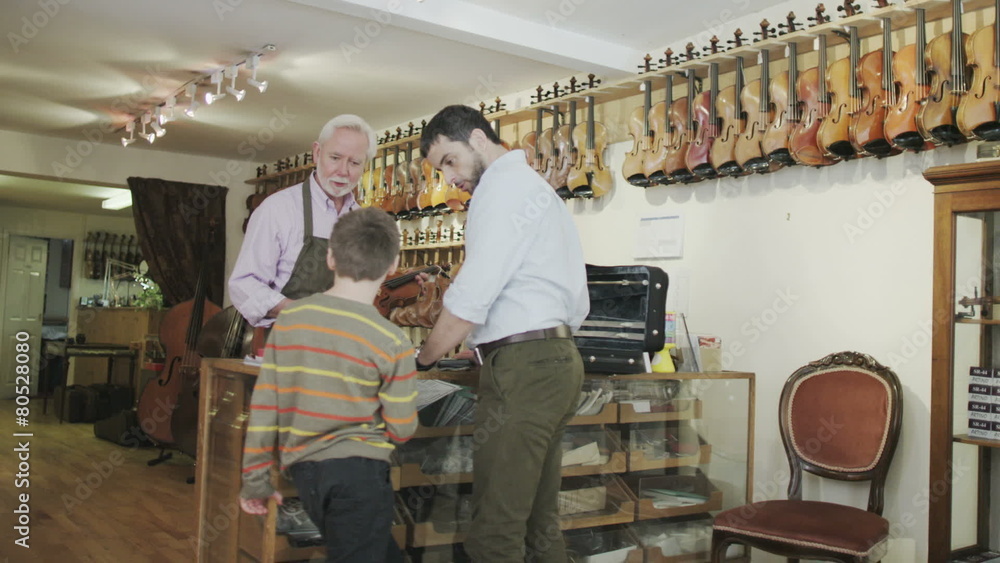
[
  {"x1": 289, "y1": 457, "x2": 403, "y2": 563},
  {"x1": 464, "y1": 338, "x2": 585, "y2": 563}
]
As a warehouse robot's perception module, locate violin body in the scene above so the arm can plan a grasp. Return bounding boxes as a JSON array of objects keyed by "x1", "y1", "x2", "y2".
[
  {"x1": 429, "y1": 169, "x2": 449, "y2": 213},
  {"x1": 391, "y1": 164, "x2": 408, "y2": 217},
  {"x1": 852, "y1": 49, "x2": 898, "y2": 157},
  {"x1": 417, "y1": 159, "x2": 435, "y2": 215},
  {"x1": 918, "y1": 30, "x2": 970, "y2": 145},
  {"x1": 885, "y1": 43, "x2": 932, "y2": 151},
  {"x1": 711, "y1": 83, "x2": 743, "y2": 176},
  {"x1": 958, "y1": 24, "x2": 1000, "y2": 141},
  {"x1": 536, "y1": 128, "x2": 556, "y2": 187},
  {"x1": 624, "y1": 103, "x2": 650, "y2": 186},
  {"x1": 817, "y1": 56, "x2": 856, "y2": 159},
  {"x1": 761, "y1": 70, "x2": 794, "y2": 166},
  {"x1": 685, "y1": 90, "x2": 717, "y2": 179},
  {"x1": 568, "y1": 122, "x2": 612, "y2": 198},
  {"x1": 644, "y1": 100, "x2": 672, "y2": 184},
  {"x1": 663, "y1": 97, "x2": 693, "y2": 183},
  {"x1": 378, "y1": 164, "x2": 395, "y2": 213},
  {"x1": 406, "y1": 157, "x2": 424, "y2": 215},
  {"x1": 521, "y1": 130, "x2": 537, "y2": 170},
  {"x1": 552, "y1": 122, "x2": 575, "y2": 197},
  {"x1": 734, "y1": 79, "x2": 769, "y2": 173},
  {"x1": 789, "y1": 67, "x2": 837, "y2": 167}
]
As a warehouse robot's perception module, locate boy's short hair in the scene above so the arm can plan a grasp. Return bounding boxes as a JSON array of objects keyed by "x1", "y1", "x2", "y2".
[{"x1": 329, "y1": 208, "x2": 400, "y2": 281}]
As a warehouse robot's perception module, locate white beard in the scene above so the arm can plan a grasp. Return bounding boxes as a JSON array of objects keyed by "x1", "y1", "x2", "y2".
[{"x1": 321, "y1": 178, "x2": 355, "y2": 198}]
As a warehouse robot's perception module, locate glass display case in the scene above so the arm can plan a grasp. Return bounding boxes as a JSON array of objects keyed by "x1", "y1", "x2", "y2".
[{"x1": 926, "y1": 161, "x2": 1000, "y2": 562}]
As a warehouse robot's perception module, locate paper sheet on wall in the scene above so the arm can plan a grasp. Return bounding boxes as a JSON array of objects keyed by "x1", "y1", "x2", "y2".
[{"x1": 634, "y1": 215, "x2": 684, "y2": 259}]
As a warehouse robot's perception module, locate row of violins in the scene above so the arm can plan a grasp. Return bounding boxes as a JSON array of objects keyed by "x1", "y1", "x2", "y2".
[
  {"x1": 359, "y1": 123, "x2": 471, "y2": 219},
  {"x1": 621, "y1": 0, "x2": 1000, "y2": 186},
  {"x1": 82, "y1": 231, "x2": 141, "y2": 280},
  {"x1": 362, "y1": 94, "x2": 616, "y2": 219}
]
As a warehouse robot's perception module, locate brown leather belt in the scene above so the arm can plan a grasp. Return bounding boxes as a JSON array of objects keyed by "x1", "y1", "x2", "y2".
[{"x1": 473, "y1": 325, "x2": 573, "y2": 365}]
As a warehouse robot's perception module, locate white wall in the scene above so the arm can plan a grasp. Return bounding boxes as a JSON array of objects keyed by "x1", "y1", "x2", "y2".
[{"x1": 570, "y1": 137, "x2": 972, "y2": 562}]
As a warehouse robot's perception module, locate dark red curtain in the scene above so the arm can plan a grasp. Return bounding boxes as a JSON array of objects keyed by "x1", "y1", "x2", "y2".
[{"x1": 128, "y1": 177, "x2": 226, "y2": 307}]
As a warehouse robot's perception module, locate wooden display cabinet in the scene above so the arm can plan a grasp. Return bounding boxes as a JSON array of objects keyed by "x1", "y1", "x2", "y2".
[
  {"x1": 194, "y1": 359, "x2": 753, "y2": 562},
  {"x1": 926, "y1": 161, "x2": 1000, "y2": 562}
]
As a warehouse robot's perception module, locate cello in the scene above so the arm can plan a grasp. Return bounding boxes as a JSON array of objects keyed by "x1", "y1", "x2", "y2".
[
  {"x1": 917, "y1": 0, "x2": 969, "y2": 146},
  {"x1": 957, "y1": 0, "x2": 1000, "y2": 140},
  {"x1": 885, "y1": 6, "x2": 931, "y2": 150},
  {"x1": 137, "y1": 225, "x2": 222, "y2": 455}
]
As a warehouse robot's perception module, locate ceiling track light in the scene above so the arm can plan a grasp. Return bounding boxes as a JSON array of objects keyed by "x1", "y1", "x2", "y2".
[
  {"x1": 140, "y1": 113, "x2": 156, "y2": 143},
  {"x1": 205, "y1": 70, "x2": 226, "y2": 105},
  {"x1": 117, "y1": 44, "x2": 276, "y2": 148},
  {"x1": 246, "y1": 53, "x2": 268, "y2": 93},
  {"x1": 184, "y1": 83, "x2": 199, "y2": 118},
  {"x1": 121, "y1": 121, "x2": 136, "y2": 147},
  {"x1": 225, "y1": 65, "x2": 246, "y2": 101}
]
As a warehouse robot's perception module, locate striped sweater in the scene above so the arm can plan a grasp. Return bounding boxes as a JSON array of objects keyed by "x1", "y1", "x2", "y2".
[{"x1": 241, "y1": 293, "x2": 418, "y2": 499}]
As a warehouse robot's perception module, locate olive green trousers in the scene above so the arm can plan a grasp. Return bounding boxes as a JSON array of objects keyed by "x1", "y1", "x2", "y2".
[{"x1": 464, "y1": 338, "x2": 584, "y2": 563}]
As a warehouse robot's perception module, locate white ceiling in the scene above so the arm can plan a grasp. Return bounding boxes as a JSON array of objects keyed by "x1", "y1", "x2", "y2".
[{"x1": 0, "y1": 0, "x2": 788, "y2": 214}]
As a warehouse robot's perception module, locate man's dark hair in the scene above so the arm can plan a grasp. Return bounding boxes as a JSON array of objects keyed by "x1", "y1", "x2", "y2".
[
  {"x1": 328, "y1": 208, "x2": 399, "y2": 281},
  {"x1": 420, "y1": 105, "x2": 502, "y2": 157}
]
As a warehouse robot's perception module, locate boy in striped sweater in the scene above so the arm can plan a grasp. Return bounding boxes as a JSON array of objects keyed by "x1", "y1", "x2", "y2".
[{"x1": 240, "y1": 207, "x2": 418, "y2": 562}]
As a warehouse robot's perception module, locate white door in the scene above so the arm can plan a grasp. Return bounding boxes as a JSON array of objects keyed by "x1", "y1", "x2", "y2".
[{"x1": 1, "y1": 236, "x2": 48, "y2": 398}]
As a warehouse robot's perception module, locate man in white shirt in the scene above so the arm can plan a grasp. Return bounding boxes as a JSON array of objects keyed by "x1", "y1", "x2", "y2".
[{"x1": 416, "y1": 105, "x2": 590, "y2": 562}]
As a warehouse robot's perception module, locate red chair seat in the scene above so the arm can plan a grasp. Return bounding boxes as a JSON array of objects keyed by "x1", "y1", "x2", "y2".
[{"x1": 714, "y1": 500, "x2": 889, "y2": 559}]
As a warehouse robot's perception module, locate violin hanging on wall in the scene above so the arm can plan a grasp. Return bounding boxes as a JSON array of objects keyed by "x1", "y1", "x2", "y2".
[
  {"x1": 851, "y1": 11, "x2": 899, "y2": 158},
  {"x1": 957, "y1": 0, "x2": 1000, "y2": 140},
  {"x1": 643, "y1": 50, "x2": 674, "y2": 186},
  {"x1": 568, "y1": 95, "x2": 611, "y2": 198},
  {"x1": 918, "y1": 0, "x2": 969, "y2": 146},
  {"x1": 789, "y1": 5, "x2": 837, "y2": 167},
  {"x1": 712, "y1": 33, "x2": 746, "y2": 176},
  {"x1": 885, "y1": 6, "x2": 932, "y2": 151}
]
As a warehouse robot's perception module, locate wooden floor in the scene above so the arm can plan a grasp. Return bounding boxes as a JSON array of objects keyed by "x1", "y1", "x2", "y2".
[{"x1": 0, "y1": 398, "x2": 197, "y2": 562}]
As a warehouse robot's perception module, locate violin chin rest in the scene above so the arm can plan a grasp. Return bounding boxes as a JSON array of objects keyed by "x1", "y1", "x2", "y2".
[
  {"x1": 716, "y1": 161, "x2": 743, "y2": 177},
  {"x1": 973, "y1": 122, "x2": 1000, "y2": 142},
  {"x1": 929, "y1": 124, "x2": 967, "y2": 146},
  {"x1": 692, "y1": 164, "x2": 718, "y2": 179},
  {"x1": 891, "y1": 132, "x2": 926, "y2": 151},
  {"x1": 766, "y1": 149, "x2": 794, "y2": 167}
]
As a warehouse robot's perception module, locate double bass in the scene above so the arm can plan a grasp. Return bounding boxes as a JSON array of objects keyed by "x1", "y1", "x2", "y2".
[{"x1": 137, "y1": 227, "x2": 221, "y2": 456}]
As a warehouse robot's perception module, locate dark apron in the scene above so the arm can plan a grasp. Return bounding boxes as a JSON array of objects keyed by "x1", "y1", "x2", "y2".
[{"x1": 280, "y1": 177, "x2": 335, "y2": 299}]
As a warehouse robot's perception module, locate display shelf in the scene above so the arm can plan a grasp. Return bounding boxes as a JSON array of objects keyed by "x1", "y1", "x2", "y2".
[
  {"x1": 414, "y1": 401, "x2": 618, "y2": 438},
  {"x1": 618, "y1": 399, "x2": 701, "y2": 424},
  {"x1": 623, "y1": 470, "x2": 724, "y2": 521},
  {"x1": 398, "y1": 462, "x2": 473, "y2": 488},
  {"x1": 954, "y1": 434, "x2": 1000, "y2": 449},
  {"x1": 559, "y1": 475, "x2": 636, "y2": 531},
  {"x1": 561, "y1": 428, "x2": 628, "y2": 478},
  {"x1": 398, "y1": 492, "x2": 470, "y2": 548},
  {"x1": 569, "y1": 401, "x2": 618, "y2": 426},
  {"x1": 627, "y1": 443, "x2": 712, "y2": 473}
]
